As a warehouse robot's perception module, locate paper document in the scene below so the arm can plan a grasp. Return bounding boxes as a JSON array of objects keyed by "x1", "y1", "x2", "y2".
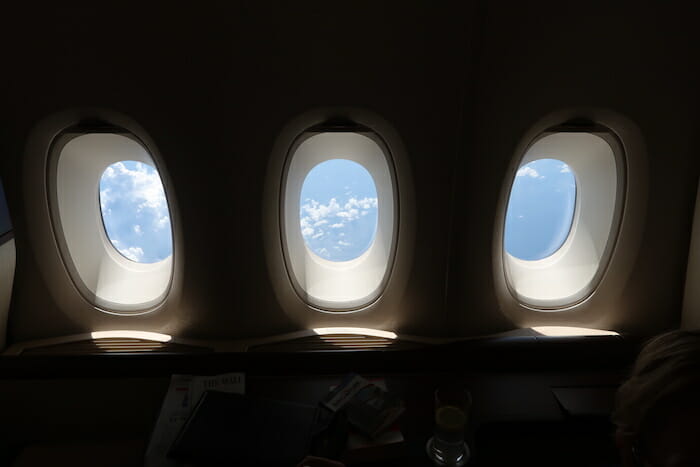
[{"x1": 144, "y1": 372, "x2": 245, "y2": 467}]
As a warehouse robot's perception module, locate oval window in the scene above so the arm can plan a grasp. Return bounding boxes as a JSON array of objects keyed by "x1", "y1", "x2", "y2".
[
  {"x1": 505, "y1": 159, "x2": 576, "y2": 261},
  {"x1": 282, "y1": 131, "x2": 396, "y2": 310},
  {"x1": 52, "y1": 132, "x2": 175, "y2": 312},
  {"x1": 300, "y1": 159, "x2": 378, "y2": 262},
  {"x1": 500, "y1": 131, "x2": 622, "y2": 309},
  {"x1": 99, "y1": 161, "x2": 172, "y2": 264}
]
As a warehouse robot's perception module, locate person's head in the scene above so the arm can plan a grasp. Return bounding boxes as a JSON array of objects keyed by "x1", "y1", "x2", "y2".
[{"x1": 612, "y1": 330, "x2": 700, "y2": 467}]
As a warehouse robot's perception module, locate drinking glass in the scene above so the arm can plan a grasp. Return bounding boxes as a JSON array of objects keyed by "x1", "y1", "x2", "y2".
[{"x1": 426, "y1": 385, "x2": 472, "y2": 466}]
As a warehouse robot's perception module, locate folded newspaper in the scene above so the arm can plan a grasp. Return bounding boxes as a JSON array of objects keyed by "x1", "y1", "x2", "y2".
[
  {"x1": 144, "y1": 373, "x2": 245, "y2": 467},
  {"x1": 322, "y1": 373, "x2": 404, "y2": 439}
]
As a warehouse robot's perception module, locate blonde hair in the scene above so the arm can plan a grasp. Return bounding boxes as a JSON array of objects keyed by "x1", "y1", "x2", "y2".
[{"x1": 612, "y1": 330, "x2": 700, "y2": 436}]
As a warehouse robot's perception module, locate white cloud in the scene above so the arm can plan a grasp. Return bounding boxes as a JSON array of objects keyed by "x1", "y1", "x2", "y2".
[
  {"x1": 118, "y1": 246, "x2": 144, "y2": 262},
  {"x1": 345, "y1": 197, "x2": 377, "y2": 210},
  {"x1": 300, "y1": 197, "x2": 377, "y2": 225},
  {"x1": 299, "y1": 195, "x2": 379, "y2": 259},
  {"x1": 337, "y1": 208, "x2": 359, "y2": 220},
  {"x1": 99, "y1": 161, "x2": 173, "y2": 264},
  {"x1": 100, "y1": 188, "x2": 112, "y2": 210},
  {"x1": 301, "y1": 198, "x2": 341, "y2": 222},
  {"x1": 104, "y1": 161, "x2": 168, "y2": 214},
  {"x1": 560, "y1": 165, "x2": 571, "y2": 173},
  {"x1": 516, "y1": 166, "x2": 540, "y2": 178},
  {"x1": 155, "y1": 215, "x2": 170, "y2": 230}
]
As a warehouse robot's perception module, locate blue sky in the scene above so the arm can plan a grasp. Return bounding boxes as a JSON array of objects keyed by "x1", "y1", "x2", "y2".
[
  {"x1": 97, "y1": 157, "x2": 574, "y2": 265},
  {"x1": 505, "y1": 158, "x2": 576, "y2": 261},
  {"x1": 300, "y1": 159, "x2": 378, "y2": 261},
  {"x1": 99, "y1": 161, "x2": 172, "y2": 263}
]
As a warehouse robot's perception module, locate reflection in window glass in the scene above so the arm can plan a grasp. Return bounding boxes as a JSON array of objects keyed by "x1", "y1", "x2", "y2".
[
  {"x1": 505, "y1": 159, "x2": 576, "y2": 261},
  {"x1": 300, "y1": 159, "x2": 378, "y2": 261},
  {"x1": 99, "y1": 161, "x2": 172, "y2": 263}
]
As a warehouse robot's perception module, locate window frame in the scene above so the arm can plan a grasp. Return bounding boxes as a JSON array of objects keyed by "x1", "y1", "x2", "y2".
[
  {"x1": 280, "y1": 124, "x2": 400, "y2": 312},
  {"x1": 47, "y1": 125, "x2": 176, "y2": 314},
  {"x1": 502, "y1": 124, "x2": 627, "y2": 310}
]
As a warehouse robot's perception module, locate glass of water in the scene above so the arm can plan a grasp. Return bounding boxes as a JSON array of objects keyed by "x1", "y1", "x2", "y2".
[{"x1": 426, "y1": 385, "x2": 472, "y2": 466}]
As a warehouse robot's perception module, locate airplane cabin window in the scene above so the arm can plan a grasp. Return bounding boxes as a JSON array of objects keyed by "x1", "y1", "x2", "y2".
[
  {"x1": 283, "y1": 131, "x2": 396, "y2": 311},
  {"x1": 0, "y1": 178, "x2": 12, "y2": 238},
  {"x1": 50, "y1": 132, "x2": 175, "y2": 313},
  {"x1": 0, "y1": 177, "x2": 15, "y2": 350},
  {"x1": 99, "y1": 161, "x2": 173, "y2": 263},
  {"x1": 502, "y1": 131, "x2": 623, "y2": 309},
  {"x1": 505, "y1": 159, "x2": 576, "y2": 261}
]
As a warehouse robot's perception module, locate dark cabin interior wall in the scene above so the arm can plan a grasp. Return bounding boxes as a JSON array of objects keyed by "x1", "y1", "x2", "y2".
[
  {"x1": 0, "y1": 2, "x2": 474, "y2": 342},
  {"x1": 448, "y1": 2, "x2": 699, "y2": 336},
  {"x1": 0, "y1": 2, "x2": 697, "y2": 343}
]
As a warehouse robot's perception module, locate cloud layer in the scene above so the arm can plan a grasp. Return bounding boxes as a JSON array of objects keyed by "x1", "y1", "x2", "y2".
[
  {"x1": 298, "y1": 159, "x2": 379, "y2": 262},
  {"x1": 300, "y1": 196, "x2": 378, "y2": 261}
]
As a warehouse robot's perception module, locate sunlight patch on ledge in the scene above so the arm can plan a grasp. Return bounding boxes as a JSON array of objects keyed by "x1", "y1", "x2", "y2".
[
  {"x1": 531, "y1": 326, "x2": 619, "y2": 337},
  {"x1": 312, "y1": 327, "x2": 397, "y2": 339},
  {"x1": 90, "y1": 330, "x2": 172, "y2": 342}
]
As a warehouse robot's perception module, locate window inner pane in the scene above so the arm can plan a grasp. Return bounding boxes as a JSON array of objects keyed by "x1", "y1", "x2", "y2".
[
  {"x1": 505, "y1": 159, "x2": 576, "y2": 261},
  {"x1": 0, "y1": 179, "x2": 12, "y2": 237},
  {"x1": 300, "y1": 159, "x2": 378, "y2": 262},
  {"x1": 99, "y1": 161, "x2": 172, "y2": 263}
]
